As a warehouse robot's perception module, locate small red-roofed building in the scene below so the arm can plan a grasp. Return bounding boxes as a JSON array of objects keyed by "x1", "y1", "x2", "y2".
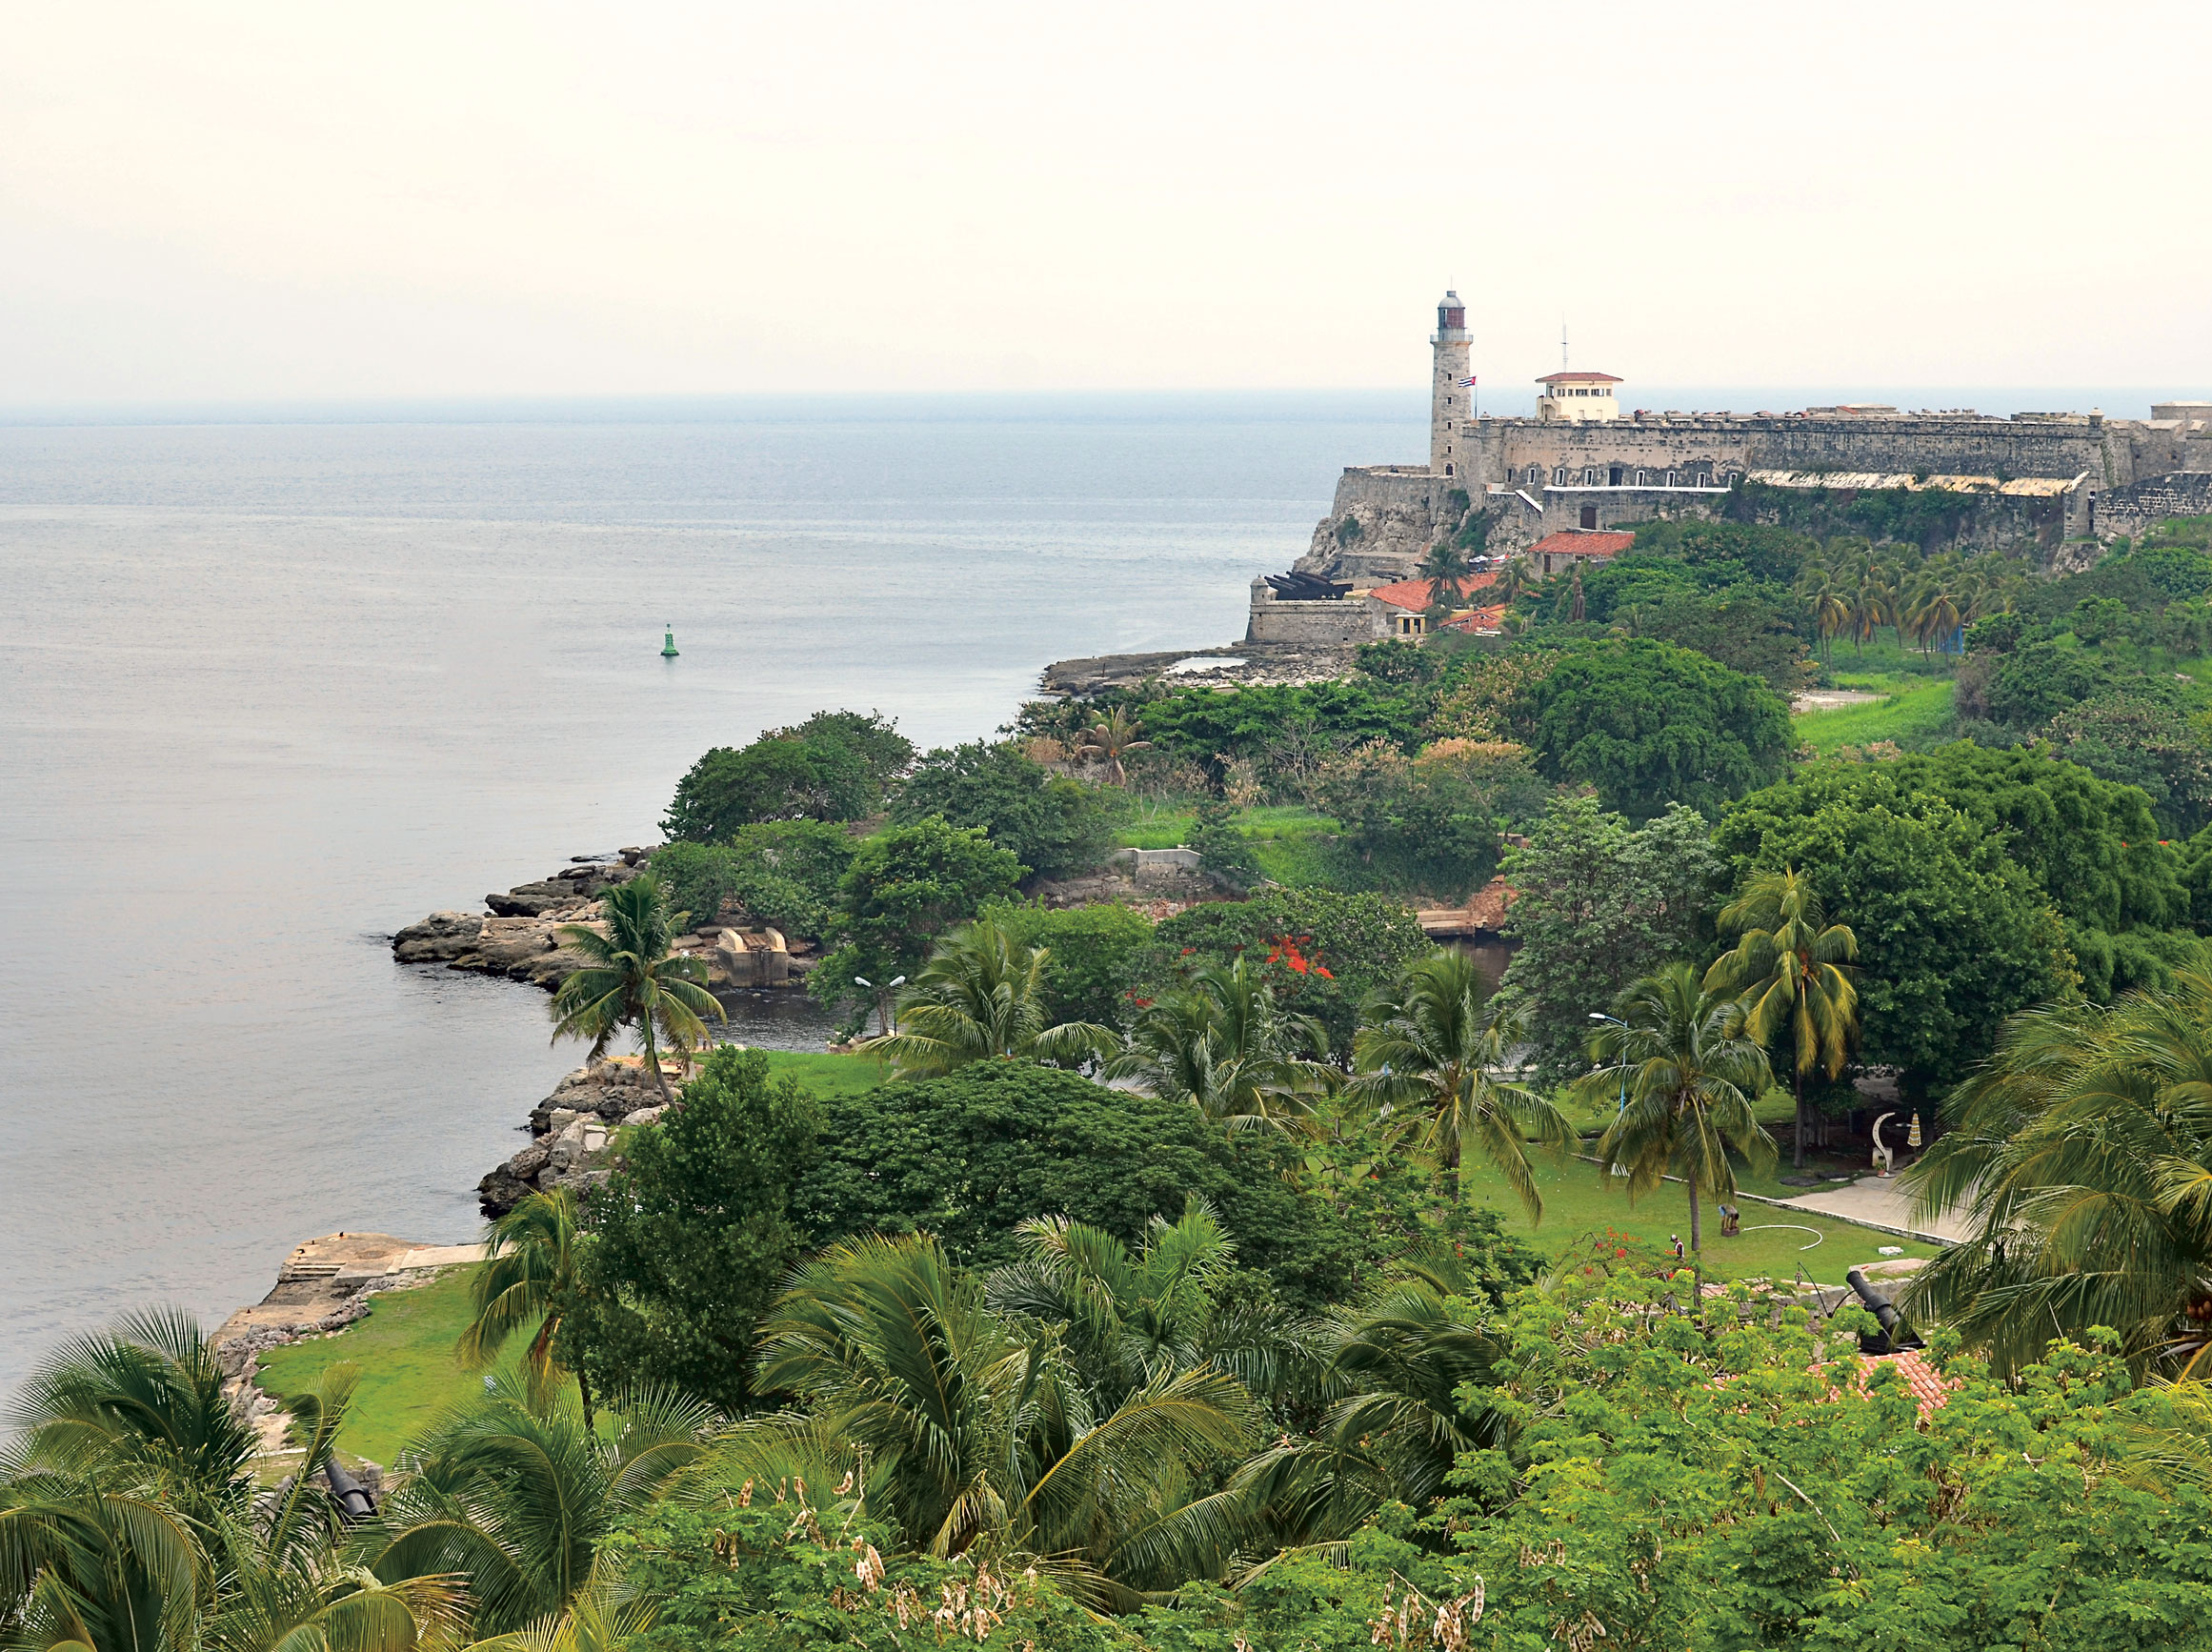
[
  {"x1": 1364, "y1": 571, "x2": 1498, "y2": 637},
  {"x1": 1530, "y1": 528, "x2": 1634, "y2": 577}
]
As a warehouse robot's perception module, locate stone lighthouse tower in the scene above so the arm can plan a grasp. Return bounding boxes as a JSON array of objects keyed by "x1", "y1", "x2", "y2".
[{"x1": 1431, "y1": 289, "x2": 1471, "y2": 475}]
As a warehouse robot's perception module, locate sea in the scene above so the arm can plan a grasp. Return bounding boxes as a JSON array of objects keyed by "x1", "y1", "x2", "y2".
[{"x1": 0, "y1": 385, "x2": 2164, "y2": 1400}]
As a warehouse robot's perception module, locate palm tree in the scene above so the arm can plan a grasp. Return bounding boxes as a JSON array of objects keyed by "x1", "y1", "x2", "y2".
[
  {"x1": 1580, "y1": 963, "x2": 1777, "y2": 1285},
  {"x1": 1105, "y1": 956, "x2": 1336, "y2": 1131},
  {"x1": 550, "y1": 872, "x2": 722, "y2": 1106},
  {"x1": 459, "y1": 1189, "x2": 590, "y2": 1422},
  {"x1": 857, "y1": 919, "x2": 1117, "y2": 1078},
  {"x1": 1347, "y1": 950, "x2": 1572, "y2": 1219},
  {"x1": 728, "y1": 1232, "x2": 1257, "y2": 1605},
  {"x1": 1901, "y1": 971, "x2": 2212, "y2": 1377},
  {"x1": 2, "y1": 1307, "x2": 258, "y2": 1529},
  {"x1": 1415, "y1": 539, "x2": 1472, "y2": 616},
  {"x1": 1796, "y1": 564, "x2": 1850, "y2": 662},
  {"x1": 1, "y1": 1320, "x2": 458, "y2": 1652},
  {"x1": 1226, "y1": 1251, "x2": 1512, "y2": 1546},
  {"x1": 1704, "y1": 869, "x2": 1859, "y2": 1170},
  {"x1": 1492, "y1": 555, "x2": 1537, "y2": 608},
  {"x1": 982, "y1": 1200, "x2": 1305, "y2": 1412},
  {"x1": 369, "y1": 1380, "x2": 712, "y2": 1636},
  {"x1": 1074, "y1": 709, "x2": 1151, "y2": 785}
]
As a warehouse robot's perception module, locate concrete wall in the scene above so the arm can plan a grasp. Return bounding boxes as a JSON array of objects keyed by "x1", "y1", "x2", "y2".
[{"x1": 1245, "y1": 578, "x2": 1387, "y2": 644}]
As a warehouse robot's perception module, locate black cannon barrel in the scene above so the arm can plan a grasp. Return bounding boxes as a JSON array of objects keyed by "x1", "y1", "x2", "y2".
[
  {"x1": 1845, "y1": 1266, "x2": 1922, "y2": 1354},
  {"x1": 324, "y1": 1458, "x2": 377, "y2": 1523}
]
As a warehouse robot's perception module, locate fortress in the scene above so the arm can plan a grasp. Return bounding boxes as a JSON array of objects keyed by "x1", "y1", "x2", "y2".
[{"x1": 1250, "y1": 292, "x2": 2212, "y2": 644}]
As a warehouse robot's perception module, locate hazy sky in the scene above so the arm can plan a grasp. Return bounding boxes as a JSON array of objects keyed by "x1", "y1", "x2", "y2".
[{"x1": 5, "y1": 2, "x2": 2207, "y2": 403}]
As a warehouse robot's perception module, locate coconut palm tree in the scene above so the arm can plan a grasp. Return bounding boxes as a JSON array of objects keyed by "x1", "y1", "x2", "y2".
[
  {"x1": 1, "y1": 1320, "x2": 458, "y2": 1652},
  {"x1": 2, "y1": 1307, "x2": 258, "y2": 1530},
  {"x1": 1347, "y1": 950, "x2": 1571, "y2": 1219},
  {"x1": 1492, "y1": 554, "x2": 1538, "y2": 608},
  {"x1": 459, "y1": 1189, "x2": 590, "y2": 1421},
  {"x1": 1075, "y1": 709, "x2": 1151, "y2": 785},
  {"x1": 1902, "y1": 971, "x2": 2212, "y2": 1378},
  {"x1": 368, "y1": 1380, "x2": 713, "y2": 1637},
  {"x1": 1580, "y1": 964, "x2": 1776, "y2": 1285},
  {"x1": 1796, "y1": 564, "x2": 1850, "y2": 661},
  {"x1": 1415, "y1": 539, "x2": 1472, "y2": 616},
  {"x1": 1704, "y1": 868, "x2": 1859, "y2": 1170},
  {"x1": 1224, "y1": 1251, "x2": 1512, "y2": 1547},
  {"x1": 982, "y1": 1200, "x2": 1306, "y2": 1412},
  {"x1": 726, "y1": 1232, "x2": 1257, "y2": 1605},
  {"x1": 857, "y1": 919, "x2": 1116, "y2": 1078},
  {"x1": 1105, "y1": 956, "x2": 1336, "y2": 1132},
  {"x1": 550, "y1": 872, "x2": 722, "y2": 1106}
]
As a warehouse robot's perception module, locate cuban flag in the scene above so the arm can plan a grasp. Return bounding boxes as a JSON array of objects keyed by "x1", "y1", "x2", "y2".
[{"x1": 1458, "y1": 376, "x2": 1478, "y2": 387}]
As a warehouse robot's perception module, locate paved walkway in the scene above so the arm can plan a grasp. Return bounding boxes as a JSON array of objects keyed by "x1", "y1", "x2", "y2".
[{"x1": 1770, "y1": 1177, "x2": 1973, "y2": 1243}]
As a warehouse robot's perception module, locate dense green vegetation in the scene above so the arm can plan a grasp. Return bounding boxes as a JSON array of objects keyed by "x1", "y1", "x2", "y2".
[{"x1": 33, "y1": 515, "x2": 2212, "y2": 1650}]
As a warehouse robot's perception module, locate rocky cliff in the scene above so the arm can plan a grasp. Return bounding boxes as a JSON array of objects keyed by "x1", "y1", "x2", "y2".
[{"x1": 476, "y1": 1058, "x2": 674, "y2": 1216}]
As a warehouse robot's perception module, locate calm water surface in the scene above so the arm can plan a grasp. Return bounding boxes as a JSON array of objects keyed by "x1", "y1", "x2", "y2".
[{"x1": 0, "y1": 394, "x2": 1425, "y2": 1397}]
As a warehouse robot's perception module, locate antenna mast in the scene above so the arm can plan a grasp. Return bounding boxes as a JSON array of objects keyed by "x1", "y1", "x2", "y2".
[{"x1": 1561, "y1": 321, "x2": 1569, "y2": 371}]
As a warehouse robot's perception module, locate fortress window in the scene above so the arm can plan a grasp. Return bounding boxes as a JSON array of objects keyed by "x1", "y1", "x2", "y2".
[
  {"x1": 1583, "y1": 467, "x2": 1598, "y2": 485},
  {"x1": 1667, "y1": 470, "x2": 1679, "y2": 486},
  {"x1": 1527, "y1": 465, "x2": 1542, "y2": 485},
  {"x1": 1553, "y1": 466, "x2": 1569, "y2": 485},
  {"x1": 1636, "y1": 468, "x2": 1649, "y2": 485}
]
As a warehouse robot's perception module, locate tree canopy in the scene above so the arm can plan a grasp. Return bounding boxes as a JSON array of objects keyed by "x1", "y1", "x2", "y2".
[
  {"x1": 1519, "y1": 637, "x2": 1793, "y2": 820},
  {"x1": 560, "y1": 1045, "x2": 819, "y2": 1412},
  {"x1": 891, "y1": 740, "x2": 1113, "y2": 880}
]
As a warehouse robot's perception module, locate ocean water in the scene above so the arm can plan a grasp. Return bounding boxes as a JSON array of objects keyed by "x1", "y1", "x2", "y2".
[{"x1": 0, "y1": 393, "x2": 1428, "y2": 1399}]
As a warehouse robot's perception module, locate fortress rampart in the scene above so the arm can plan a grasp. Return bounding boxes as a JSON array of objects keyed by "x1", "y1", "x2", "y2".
[{"x1": 1256, "y1": 293, "x2": 2212, "y2": 637}]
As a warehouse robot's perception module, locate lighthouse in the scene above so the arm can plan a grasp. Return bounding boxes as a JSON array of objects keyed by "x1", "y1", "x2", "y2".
[{"x1": 1431, "y1": 290, "x2": 1471, "y2": 476}]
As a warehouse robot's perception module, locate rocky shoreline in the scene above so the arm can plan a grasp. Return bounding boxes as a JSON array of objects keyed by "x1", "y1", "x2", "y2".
[
  {"x1": 474, "y1": 1055, "x2": 672, "y2": 1216},
  {"x1": 392, "y1": 846, "x2": 826, "y2": 997}
]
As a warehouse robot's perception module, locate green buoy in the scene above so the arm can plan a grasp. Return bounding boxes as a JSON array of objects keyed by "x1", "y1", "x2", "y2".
[{"x1": 661, "y1": 626, "x2": 679, "y2": 658}]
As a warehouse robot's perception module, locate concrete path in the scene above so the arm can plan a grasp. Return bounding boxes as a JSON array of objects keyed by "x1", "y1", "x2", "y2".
[{"x1": 1771, "y1": 1177, "x2": 1973, "y2": 1243}]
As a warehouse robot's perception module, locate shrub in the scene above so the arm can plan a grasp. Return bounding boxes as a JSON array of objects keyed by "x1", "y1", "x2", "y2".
[
  {"x1": 791, "y1": 1061, "x2": 1362, "y2": 1312},
  {"x1": 975, "y1": 899, "x2": 1156, "y2": 1029},
  {"x1": 1141, "y1": 888, "x2": 1429, "y2": 1057},
  {"x1": 891, "y1": 741, "x2": 1114, "y2": 880}
]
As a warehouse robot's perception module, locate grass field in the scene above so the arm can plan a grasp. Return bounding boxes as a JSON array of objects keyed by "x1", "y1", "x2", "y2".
[
  {"x1": 1111, "y1": 803, "x2": 1334, "y2": 850},
  {"x1": 1795, "y1": 676, "x2": 1956, "y2": 752},
  {"x1": 1458, "y1": 1157, "x2": 1936, "y2": 1285},
  {"x1": 756, "y1": 1048, "x2": 887, "y2": 1095},
  {"x1": 256, "y1": 1267, "x2": 488, "y2": 1467}
]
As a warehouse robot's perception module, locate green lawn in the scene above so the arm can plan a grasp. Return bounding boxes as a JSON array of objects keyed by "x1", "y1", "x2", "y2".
[
  {"x1": 1458, "y1": 1158, "x2": 1937, "y2": 1285},
  {"x1": 1795, "y1": 677, "x2": 1956, "y2": 752},
  {"x1": 1111, "y1": 803, "x2": 1334, "y2": 850},
  {"x1": 257, "y1": 1267, "x2": 489, "y2": 1468},
  {"x1": 758, "y1": 1048, "x2": 888, "y2": 1096}
]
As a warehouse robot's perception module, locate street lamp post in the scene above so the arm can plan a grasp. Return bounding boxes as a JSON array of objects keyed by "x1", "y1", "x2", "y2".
[
  {"x1": 854, "y1": 975, "x2": 908, "y2": 1038},
  {"x1": 1590, "y1": 1012, "x2": 1631, "y2": 1175}
]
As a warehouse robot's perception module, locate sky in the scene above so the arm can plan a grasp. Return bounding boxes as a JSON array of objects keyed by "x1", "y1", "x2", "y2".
[{"x1": 3, "y1": 1, "x2": 2208, "y2": 405}]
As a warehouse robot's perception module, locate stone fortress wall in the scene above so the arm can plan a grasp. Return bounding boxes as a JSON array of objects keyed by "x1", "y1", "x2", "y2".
[{"x1": 1257, "y1": 304, "x2": 2212, "y2": 639}]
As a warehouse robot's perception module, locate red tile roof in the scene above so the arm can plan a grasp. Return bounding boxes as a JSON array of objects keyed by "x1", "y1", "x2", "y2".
[
  {"x1": 1443, "y1": 602, "x2": 1513, "y2": 635},
  {"x1": 1531, "y1": 530, "x2": 1635, "y2": 559},
  {"x1": 1859, "y1": 1349, "x2": 1957, "y2": 1420},
  {"x1": 1366, "y1": 571, "x2": 1499, "y2": 612}
]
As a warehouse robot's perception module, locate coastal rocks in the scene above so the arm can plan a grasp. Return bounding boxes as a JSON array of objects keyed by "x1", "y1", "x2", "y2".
[
  {"x1": 393, "y1": 911, "x2": 486, "y2": 962},
  {"x1": 486, "y1": 860, "x2": 640, "y2": 917},
  {"x1": 480, "y1": 1058, "x2": 680, "y2": 1215}
]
